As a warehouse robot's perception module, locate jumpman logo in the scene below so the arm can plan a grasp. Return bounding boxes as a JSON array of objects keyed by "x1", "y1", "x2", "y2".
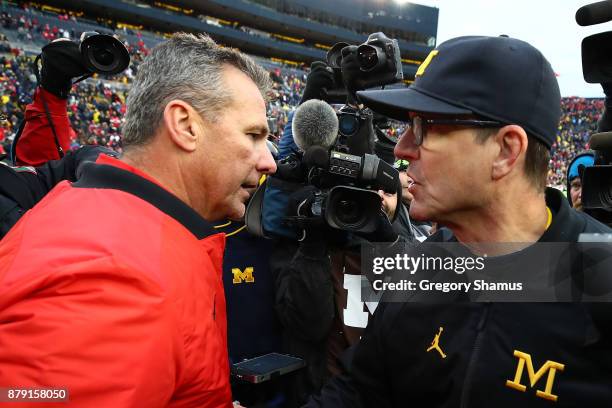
[{"x1": 427, "y1": 327, "x2": 447, "y2": 359}]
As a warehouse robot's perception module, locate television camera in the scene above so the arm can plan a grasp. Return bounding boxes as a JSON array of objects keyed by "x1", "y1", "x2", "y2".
[
  {"x1": 576, "y1": 1, "x2": 612, "y2": 224},
  {"x1": 247, "y1": 32, "x2": 404, "y2": 238}
]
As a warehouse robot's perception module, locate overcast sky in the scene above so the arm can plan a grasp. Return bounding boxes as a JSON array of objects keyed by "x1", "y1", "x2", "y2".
[{"x1": 406, "y1": 0, "x2": 610, "y2": 97}]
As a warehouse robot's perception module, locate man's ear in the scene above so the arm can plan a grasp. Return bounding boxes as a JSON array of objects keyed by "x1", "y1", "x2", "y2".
[
  {"x1": 491, "y1": 125, "x2": 528, "y2": 181},
  {"x1": 162, "y1": 100, "x2": 199, "y2": 152}
]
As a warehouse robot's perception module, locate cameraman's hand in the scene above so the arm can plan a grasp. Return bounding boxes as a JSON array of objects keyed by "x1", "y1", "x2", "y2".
[
  {"x1": 355, "y1": 209, "x2": 399, "y2": 244},
  {"x1": 285, "y1": 185, "x2": 329, "y2": 242},
  {"x1": 275, "y1": 152, "x2": 305, "y2": 182},
  {"x1": 340, "y1": 45, "x2": 363, "y2": 105},
  {"x1": 300, "y1": 61, "x2": 334, "y2": 105},
  {"x1": 40, "y1": 39, "x2": 88, "y2": 99}
]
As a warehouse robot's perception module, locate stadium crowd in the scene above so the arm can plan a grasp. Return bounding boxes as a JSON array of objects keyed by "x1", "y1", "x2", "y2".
[
  {"x1": 548, "y1": 97, "x2": 603, "y2": 188},
  {"x1": 0, "y1": 50, "x2": 305, "y2": 155}
]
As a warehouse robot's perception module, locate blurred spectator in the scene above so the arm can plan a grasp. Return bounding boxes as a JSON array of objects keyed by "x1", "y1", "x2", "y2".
[
  {"x1": 549, "y1": 97, "x2": 603, "y2": 191},
  {"x1": 566, "y1": 151, "x2": 595, "y2": 212}
]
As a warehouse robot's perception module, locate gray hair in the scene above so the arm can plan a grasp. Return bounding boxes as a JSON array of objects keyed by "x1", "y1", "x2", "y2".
[{"x1": 122, "y1": 32, "x2": 272, "y2": 146}]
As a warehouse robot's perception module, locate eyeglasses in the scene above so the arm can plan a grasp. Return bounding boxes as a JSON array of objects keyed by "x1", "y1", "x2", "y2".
[{"x1": 408, "y1": 116, "x2": 505, "y2": 146}]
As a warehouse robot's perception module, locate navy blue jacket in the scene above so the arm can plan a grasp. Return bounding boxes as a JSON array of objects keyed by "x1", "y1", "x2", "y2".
[
  {"x1": 216, "y1": 220, "x2": 282, "y2": 363},
  {"x1": 308, "y1": 188, "x2": 612, "y2": 408}
]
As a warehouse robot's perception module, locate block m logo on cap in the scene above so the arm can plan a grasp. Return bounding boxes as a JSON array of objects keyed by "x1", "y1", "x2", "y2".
[{"x1": 415, "y1": 50, "x2": 439, "y2": 78}]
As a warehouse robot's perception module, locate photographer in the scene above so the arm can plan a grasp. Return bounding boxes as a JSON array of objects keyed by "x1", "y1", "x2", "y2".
[
  {"x1": 0, "y1": 33, "x2": 276, "y2": 406},
  {"x1": 0, "y1": 39, "x2": 125, "y2": 237},
  {"x1": 13, "y1": 38, "x2": 91, "y2": 166},
  {"x1": 269, "y1": 41, "x2": 420, "y2": 405},
  {"x1": 566, "y1": 151, "x2": 594, "y2": 212}
]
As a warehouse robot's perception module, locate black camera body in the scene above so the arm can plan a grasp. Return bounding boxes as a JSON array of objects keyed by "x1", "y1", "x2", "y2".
[
  {"x1": 354, "y1": 32, "x2": 404, "y2": 89},
  {"x1": 322, "y1": 32, "x2": 403, "y2": 104},
  {"x1": 290, "y1": 146, "x2": 399, "y2": 233},
  {"x1": 577, "y1": 3, "x2": 612, "y2": 224},
  {"x1": 272, "y1": 104, "x2": 397, "y2": 235},
  {"x1": 252, "y1": 33, "x2": 403, "y2": 238},
  {"x1": 580, "y1": 132, "x2": 612, "y2": 224},
  {"x1": 257, "y1": 129, "x2": 399, "y2": 238},
  {"x1": 335, "y1": 104, "x2": 376, "y2": 157}
]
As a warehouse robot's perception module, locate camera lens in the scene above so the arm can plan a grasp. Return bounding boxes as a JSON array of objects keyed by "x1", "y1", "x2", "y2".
[
  {"x1": 336, "y1": 199, "x2": 362, "y2": 226},
  {"x1": 326, "y1": 42, "x2": 350, "y2": 69},
  {"x1": 334, "y1": 54, "x2": 343, "y2": 67},
  {"x1": 93, "y1": 48, "x2": 114, "y2": 66},
  {"x1": 600, "y1": 184, "x2": 612, "y2": 207},
  {"x1": 358, "y1": 46, "x2": 378, "y2": 71},
  {"x1": 80, "y1": 33, "x2": 130, "y2": 75},
  {"x1": 325, "y1": 186, "x2": 382, "y2": 233},
  {"x1": 338, "y1": 113, "x2": 359, "y2": 136},
  {"x1": 87, "y1": 43, "x2": 121, "y2": 72}
]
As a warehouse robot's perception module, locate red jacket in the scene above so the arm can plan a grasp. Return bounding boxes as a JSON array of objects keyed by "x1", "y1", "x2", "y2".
[
  {"x1": 0, "y1": 151, "x2": 232, "y2": 406},
  {"x1": 15, "y1": 88, "x2": 75, "y2": 167}
]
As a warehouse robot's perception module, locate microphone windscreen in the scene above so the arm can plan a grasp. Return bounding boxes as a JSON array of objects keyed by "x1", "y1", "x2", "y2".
[
  {"x1": 576, "y1": 0, "x2": 612, "y2": 26},
  {"x1": 292, "y1": 99, "x2": 339, "y2": 151}
]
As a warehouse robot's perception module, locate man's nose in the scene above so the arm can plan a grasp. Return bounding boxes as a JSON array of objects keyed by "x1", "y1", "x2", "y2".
[
  {"x1": 394, "y1": 128, "x2": 420, "y2": 161},
  {"x1": 257, "y1": 144, "x2": 277, "y2": 175}
]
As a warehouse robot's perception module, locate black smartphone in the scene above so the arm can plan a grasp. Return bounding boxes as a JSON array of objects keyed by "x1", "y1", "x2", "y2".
[{"x1": 231, "y1": 353, "x2": 306, "y2": 384}]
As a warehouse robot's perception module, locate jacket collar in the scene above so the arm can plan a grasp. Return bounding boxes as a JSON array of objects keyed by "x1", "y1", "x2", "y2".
[
  {"x1": 430, "y1": 188, "x2": 584, "y2": 244},
  {"x1": 74, "y1": 161, "x2": 218, "y2": 240},
  {"x1": 539, "y1": 187, "x2": 585, "y2": 243}
]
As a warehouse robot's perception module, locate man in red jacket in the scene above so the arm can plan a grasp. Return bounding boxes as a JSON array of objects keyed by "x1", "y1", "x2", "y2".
[{"x1": 0, "y1": 33, "x2": 276, "y2": 407}]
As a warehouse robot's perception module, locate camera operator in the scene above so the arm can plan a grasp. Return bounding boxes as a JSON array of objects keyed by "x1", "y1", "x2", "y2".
[
  {"x1": 566, "y1": 151, "x2": 594, "y2": 212},
  {"x1": 0, "y1": 38, "x2": 127, "y2": 240},
  {"x1": 269, "y1": 42, "x2": 420, "y2": 405},
  {"x1": 571, "y1": 16, "x2": 612, "y2": 225},
  {"x1": 307, "y1": 35, "x2": 612, "y2": 407},
  {"x1": 12, "y1": 39, "x2": 84, "y2": 166},
  {"x1": 0, "y1": 33, "x2": 276, "y2": 406}
]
